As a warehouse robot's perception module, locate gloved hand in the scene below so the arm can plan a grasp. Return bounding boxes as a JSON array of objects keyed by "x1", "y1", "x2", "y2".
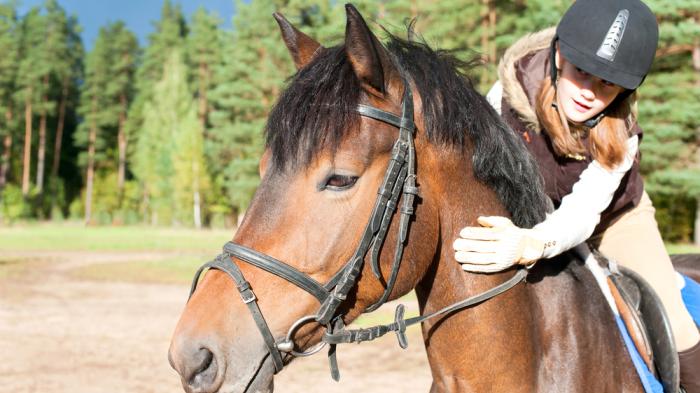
[{"x1": 453, "y1": 216, "x2": 548, "y2": 273}]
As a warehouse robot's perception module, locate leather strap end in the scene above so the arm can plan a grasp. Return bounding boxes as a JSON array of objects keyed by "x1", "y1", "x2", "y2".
[{"x1": 328, "y1": 344, "x2": 340, "y2": 381}]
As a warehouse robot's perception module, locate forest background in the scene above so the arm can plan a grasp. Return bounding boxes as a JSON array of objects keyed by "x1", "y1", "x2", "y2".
[{"x1": 0, "y1": 0, "x2": 698, "y2": 244}]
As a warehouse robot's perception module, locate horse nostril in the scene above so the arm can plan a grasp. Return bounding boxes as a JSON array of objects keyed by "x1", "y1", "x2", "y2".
[{"x1": 186, "y1": 347, "x2": 218, "y2": 391}]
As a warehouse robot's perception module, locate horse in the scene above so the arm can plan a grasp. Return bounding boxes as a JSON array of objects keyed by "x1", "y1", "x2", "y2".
[{"x1": 169, "y1": 5, "x2": 658, "y2": 392}]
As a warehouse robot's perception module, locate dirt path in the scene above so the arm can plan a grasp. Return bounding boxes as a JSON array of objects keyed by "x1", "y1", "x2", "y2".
[{"x1": 0, "y1": 252, "x2": 431, "y2": 392}]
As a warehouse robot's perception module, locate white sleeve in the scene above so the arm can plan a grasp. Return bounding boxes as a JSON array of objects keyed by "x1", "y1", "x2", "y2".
[
  {"x1": 485, "y1": 80, "x2": 502, "y2": 115},
  {"x1": 533, "y1": 135, "x2": 639, "y2": 258}
]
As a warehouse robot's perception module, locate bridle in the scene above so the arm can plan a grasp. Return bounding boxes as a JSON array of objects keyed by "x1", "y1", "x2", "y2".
[{"x1": 187, "y1": 70, "x2": 528, "y2": 380}]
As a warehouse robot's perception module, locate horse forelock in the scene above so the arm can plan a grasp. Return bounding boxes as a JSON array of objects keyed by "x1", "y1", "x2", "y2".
[
  {"x1": 264, "y1": 31, "x2": 550, "y2": 228},
  {"x1": 265, "y1": 46, "x2": 362, "y2": 173}
]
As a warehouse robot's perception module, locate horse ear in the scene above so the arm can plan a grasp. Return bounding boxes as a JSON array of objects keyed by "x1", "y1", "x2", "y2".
[
  {"x1": 273, "y1": 12, "x2": 323, "y2": 70},
  {"x1": 344, "y1": 3, "x2": 397, "y2": 97}
]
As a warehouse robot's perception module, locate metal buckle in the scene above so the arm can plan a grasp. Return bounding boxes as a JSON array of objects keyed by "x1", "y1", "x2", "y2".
[{"x1": 239, "y1": 289, "x2": 257, "y2": 304}]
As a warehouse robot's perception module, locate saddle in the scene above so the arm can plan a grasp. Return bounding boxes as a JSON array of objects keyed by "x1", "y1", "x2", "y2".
[{"x1": 598, "y1": 251, "x2": 680, "y2": 393}]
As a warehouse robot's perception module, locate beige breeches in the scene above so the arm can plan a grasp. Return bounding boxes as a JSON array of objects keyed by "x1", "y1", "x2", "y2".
[{"x1": 590, "y1": 191, "x2": 700, "y2": 351}]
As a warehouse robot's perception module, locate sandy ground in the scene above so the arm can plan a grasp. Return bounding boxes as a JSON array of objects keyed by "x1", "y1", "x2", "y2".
[{"x1": 0, "y1": 251, "x2": 432, "y2": 393}]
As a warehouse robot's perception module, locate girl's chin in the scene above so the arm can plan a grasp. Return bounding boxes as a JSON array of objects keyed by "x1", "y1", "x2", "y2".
[{"x1": 563, "y1": 106, "x2": 596, "y2": 124}]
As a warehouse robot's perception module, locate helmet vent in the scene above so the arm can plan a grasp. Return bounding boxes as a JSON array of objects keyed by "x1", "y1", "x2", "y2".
[{"x1": 596, "y1": 9, "x2": 629, "y2": 62}]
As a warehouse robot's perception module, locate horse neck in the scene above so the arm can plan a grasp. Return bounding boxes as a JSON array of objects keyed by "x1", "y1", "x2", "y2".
[
  {"x1": 411, "y1": 146, "x2": 542, "y2": 389},
  {"x1": 407, "y1": 143, "x2": 643, "y2": 391}
]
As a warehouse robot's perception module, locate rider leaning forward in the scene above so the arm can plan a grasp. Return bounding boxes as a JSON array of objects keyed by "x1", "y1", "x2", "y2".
[{"x1": 452, "y1": 0, "x2": 700, "y2": 390}]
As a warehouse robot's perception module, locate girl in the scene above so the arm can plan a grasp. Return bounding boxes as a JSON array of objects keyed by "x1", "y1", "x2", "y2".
[{"x1": 452, "y1": 0, "x2": 699, "y2": 391}]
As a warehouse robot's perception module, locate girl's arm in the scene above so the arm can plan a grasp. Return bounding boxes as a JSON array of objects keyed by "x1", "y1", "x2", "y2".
[
  {"x1": 454, "y1": 135, "x2": 639, "y2": 272},
  {"x1": 534, "y1": 134, "x2": 639, "y2": 258}
]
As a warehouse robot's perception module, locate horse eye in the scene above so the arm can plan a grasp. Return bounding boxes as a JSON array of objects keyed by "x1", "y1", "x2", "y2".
[{"x1": 323, "y1": 174, "x2": 358, "y2": 191}]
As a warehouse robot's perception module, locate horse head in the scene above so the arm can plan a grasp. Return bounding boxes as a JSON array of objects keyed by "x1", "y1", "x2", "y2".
[{"x1": 169, "y1": 4, "x2": 553, "y2": 393}]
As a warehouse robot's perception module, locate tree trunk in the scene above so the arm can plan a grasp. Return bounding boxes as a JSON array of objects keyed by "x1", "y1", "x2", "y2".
[
  {"x1": 117, "y1": 93, "x2": 127, "y2": 194},
  {"x1": 36, "y1": 78, "x2": 49, "y2": 193},
  {"x1": 51, "y1": 78, "x2": 69, "y2": 178},
  {"x1": 84, "y1": 100, "x2": 98, "y2": 225},
  {"x1": 488, "y1": 1, "x2": 496, "y2": 66},
  {"x1": 0, "y1": 109, "x2": 13, "y2": 192},
  {"x1": 480, "y1": 0, "x2": 491, "y2": 85},
  {"x1": 21, "y1": 90, "x2": 33, "y2": 196},
  {"x1": 192, "y1": 160, "x2": 201, "y2": 229}
]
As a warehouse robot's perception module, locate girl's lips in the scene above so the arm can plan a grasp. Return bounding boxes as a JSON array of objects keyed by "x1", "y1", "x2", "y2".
[{"x1": 572, "y1": 99, "x2": 592, "y2": 113}]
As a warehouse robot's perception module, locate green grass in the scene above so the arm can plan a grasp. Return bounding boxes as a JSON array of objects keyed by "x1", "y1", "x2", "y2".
[
  {"x1": 1, "y1": 222, "x2": 698, "y2": 287},
  {"x1": 667, "y1": 243, "x2": 700, "y2": 254},
  {"x1": 0, "y1": 222, "x2": 232, "y2": 252},
  {"x1": 69, "y1": 255, "x2": 208, "y2": 284}
]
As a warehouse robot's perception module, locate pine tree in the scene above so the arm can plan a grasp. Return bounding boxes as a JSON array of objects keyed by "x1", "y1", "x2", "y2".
[
  {"x1": 75, "y1": 27, "x2": 111, "y2": 224},
  {"x1": 167, "y1": 50, "x2": 210, "y2": 228},
  {"x1": 207, "y1": 0, "x2": 292, "y2": 221},
  {"x1": 50, "y1": 13, "x2": 83, "y2": 185},
  {"x1": 15, "y1": 7, "x2": 45, "y2": 196},
  {"x1": 32, "y1": 0, "x2": 68, "y2": 194},
  {"x1": 278, "y1": 0, "x2": 343, "y2": 42},
  {"x1": 186, "y1": 7, "x2": 222, "y2": 130},
  {"x1": 104, "y1": 22, "x2": 138, "y2": 198},
  {"x1": 640, "y1": 0, "x2": 700, "y2": 243},
  {"x1": 0, "y1": 3, "x2": 19, "y2": 194},
  {"x1": 134, "y1": 50, "x2": 209, "y2": 227},
  {"x1": 127, "y1": 0, "x2": 187, "y2": 221},
  {"x1": 127, "y1": 0, "x2": 186, "y2": 127}
]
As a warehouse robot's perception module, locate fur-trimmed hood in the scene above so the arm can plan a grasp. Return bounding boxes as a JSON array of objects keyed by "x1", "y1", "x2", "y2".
[
  {"x1": 498, "y1": 27, "x2": 639, "y2": 132},
  {"x1": 497, "y1": 27, "x2": 556, "y2": 131}
]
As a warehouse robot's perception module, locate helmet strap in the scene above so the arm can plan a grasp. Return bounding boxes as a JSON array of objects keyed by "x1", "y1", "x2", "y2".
[
  {"x1": 549, "y1": 37, "x2": 559, "y2": 87},
  {"x1": 583, "y1": 112, "x2": 605, "y2": 128}
]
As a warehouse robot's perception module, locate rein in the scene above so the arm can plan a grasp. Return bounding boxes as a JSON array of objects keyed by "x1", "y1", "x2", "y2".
[{"x1": 187, "y1": 74, "x2": 529, "y2": 380}]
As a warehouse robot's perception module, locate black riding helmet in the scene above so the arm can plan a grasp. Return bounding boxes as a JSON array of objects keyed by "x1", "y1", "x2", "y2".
[{"x1": 549, "y1": 0, "x2": 659, "y2": 91}]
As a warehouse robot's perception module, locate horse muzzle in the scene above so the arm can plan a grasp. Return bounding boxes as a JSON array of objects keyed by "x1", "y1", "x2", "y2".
[
  {"x1": 169, "y1": 334, "x2": 224, "y2": 393},
  {"x1": 169, "y1": 333, "x2": 274, "y2": 393}
]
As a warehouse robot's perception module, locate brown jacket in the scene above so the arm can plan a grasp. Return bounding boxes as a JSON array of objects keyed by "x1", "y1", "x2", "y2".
[{"x1": 497, "y1": 28, "x2": 643, "y2": 234}]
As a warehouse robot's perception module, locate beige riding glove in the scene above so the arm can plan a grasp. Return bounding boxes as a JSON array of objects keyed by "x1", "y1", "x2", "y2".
[{"x1": 453, "y1": 216, "x2": 550, "y2": 273}]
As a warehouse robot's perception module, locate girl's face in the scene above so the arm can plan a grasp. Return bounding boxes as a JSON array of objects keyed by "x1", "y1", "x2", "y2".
[{"x1": 556, "y1": 51, "x2": 625, "y2": 124}]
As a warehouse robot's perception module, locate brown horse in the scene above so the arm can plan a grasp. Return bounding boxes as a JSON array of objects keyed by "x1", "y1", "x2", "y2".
[{"x1": 169, "y1": 5, "x2": 648, "y2": 392}]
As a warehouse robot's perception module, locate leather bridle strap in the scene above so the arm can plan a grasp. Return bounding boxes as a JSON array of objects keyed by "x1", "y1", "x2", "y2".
[
  {"x1": 322, "y1": 268, "x2": 529, "y2": 346},
  {"x1": 189, "y1": 253, "x2": 286, "y2": 372},
  {"x1": 187, "y1": 83, "x2": 416, "y2": 375},
  {"x1": 313, "y1": 77, "x2": 416, "y2": 325},
  {"x1": 356, "y1": 104, "x2": 403, "y2": 127},
  {"x1": 222, "y1": 242, "x2": 328, "y2": 303}
]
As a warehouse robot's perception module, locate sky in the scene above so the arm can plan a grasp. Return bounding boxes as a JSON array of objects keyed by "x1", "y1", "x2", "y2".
[{"x1": 17, "y1": 0, "x2": 238, "y2": 49}]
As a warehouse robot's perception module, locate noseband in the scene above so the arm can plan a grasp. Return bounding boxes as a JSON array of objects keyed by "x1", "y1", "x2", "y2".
[{"x1": 187, "y1": 73, "x2": 528, "y2": 380}]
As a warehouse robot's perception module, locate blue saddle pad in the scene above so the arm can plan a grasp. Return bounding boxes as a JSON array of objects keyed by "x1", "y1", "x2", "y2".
[
  {"x1": 619, "y1": 273, "x2": 700, "y2": 393},
  {"x1": 681, "y1": 274, "x2": 700, "y2": 326}
]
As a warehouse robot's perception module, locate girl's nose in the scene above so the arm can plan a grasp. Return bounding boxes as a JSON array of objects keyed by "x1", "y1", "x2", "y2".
[{"x1": 580, "y1": 83, "x2": 595, "y2": 100}]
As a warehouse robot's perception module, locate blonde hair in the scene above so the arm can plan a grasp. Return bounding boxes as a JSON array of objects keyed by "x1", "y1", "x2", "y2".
[{"x1": 535, "y1": 77, "x2": 636, "y2": 169}]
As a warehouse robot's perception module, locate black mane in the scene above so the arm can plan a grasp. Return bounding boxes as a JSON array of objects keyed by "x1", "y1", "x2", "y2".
[{"x1": 265, "y1": 32, "x2": 549, "y2": 228}]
